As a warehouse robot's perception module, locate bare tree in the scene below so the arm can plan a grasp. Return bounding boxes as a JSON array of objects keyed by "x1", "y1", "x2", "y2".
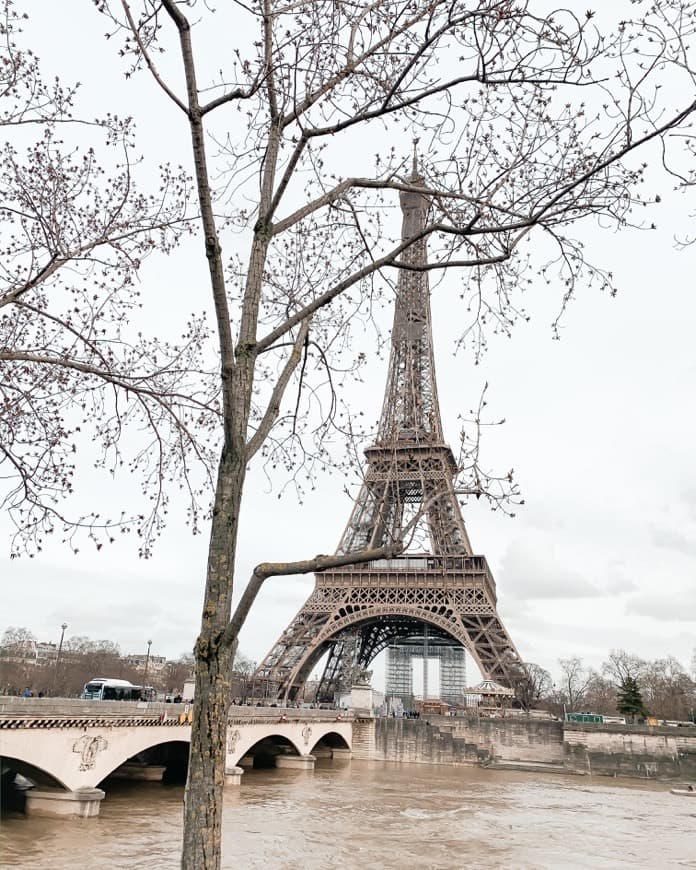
[
  {"x1": 230, "y1": 652, "x2": 255, "y2": 703},
  {"x1": 603, "y1": 649, "x2": 647, "y2": 686},
  {"x1": 582, "y1": 671, "x2": 619, "y2": 717},
  {"x1": 558, "y1": 656, "x2": 593, "y2": 713},
  {"x1": 571, "y1": 655, "x2": 694, "y2": 721},
  {"x1": 0, "y1": 0, "x2": 212, "y2": 557},
  {"x1": 0, "y1": 625, "x2": 36, "y2": 655},
  {"x1": 512, "y1": 661, "x2": 552, "y2": 710},
  {"x1": 49, "y1": 637, "x2": 122, "y2": 695},
  {"x1": 0, "y1": 626, "x2": 37, "y2": 693},
  {"x1": 640, "y1": 656, "x2": 695, "y2": 722},
  {"x1": 164, "y1": 655, "x2": 196, "y2": 696},
  {"x1": 4, "y1": 1, "x2": 696, "y2": 867}
]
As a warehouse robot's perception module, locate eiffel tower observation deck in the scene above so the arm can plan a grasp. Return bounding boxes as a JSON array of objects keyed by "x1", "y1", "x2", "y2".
[{"x1": 255, "y1": 157, "x2": 524, "y2": 704}]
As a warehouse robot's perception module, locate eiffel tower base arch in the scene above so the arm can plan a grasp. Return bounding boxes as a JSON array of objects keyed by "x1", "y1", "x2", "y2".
[{"x1": 255, "y1": 556, "x2": 525, "y2": 704}]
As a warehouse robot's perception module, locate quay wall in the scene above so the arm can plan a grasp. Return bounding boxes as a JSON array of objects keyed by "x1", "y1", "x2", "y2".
[
  {"x1": 563, "y1": 722, "x2": 696, "y2": 780},
  {"x1": 353, "y1": 716, "x2": 696, "y2": 780},
  {"x1": 354, "y1": 716, "x2": 563, "y2": 765},
  {"x1": 448, "y1": 717, "x2": 564, "y2": 764},
  {"x1": 354, "y1": 717, "x2": 489, "y2": 766}
]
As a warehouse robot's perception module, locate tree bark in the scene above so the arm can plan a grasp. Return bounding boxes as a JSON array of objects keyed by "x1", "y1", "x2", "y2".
[{"x1": 182, "y1": 446, "x2": 245, "y2": 869}]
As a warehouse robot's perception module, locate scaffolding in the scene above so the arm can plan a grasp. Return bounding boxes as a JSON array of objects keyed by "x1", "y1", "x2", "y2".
[{"x1": 386, "y1": 634, "x2": 466, "y2": 705}]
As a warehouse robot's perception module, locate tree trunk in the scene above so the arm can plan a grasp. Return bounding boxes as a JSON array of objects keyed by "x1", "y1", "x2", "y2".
[{"x1": 182, "y1": 446, "x2": 244, "y2": 870}]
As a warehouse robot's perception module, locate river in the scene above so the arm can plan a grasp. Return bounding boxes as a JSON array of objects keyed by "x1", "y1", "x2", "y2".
[{"x1": 1, "y1": 761, "x2": 694, "y2": 869}]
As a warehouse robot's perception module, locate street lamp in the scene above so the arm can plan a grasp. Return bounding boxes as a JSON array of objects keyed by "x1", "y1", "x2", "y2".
[
  {"x1": 53, "y1": 622, "x2": 68, "y2": 696},
  {"x1": 144, "y1": 639, "x2": 152, "y2": 685}
]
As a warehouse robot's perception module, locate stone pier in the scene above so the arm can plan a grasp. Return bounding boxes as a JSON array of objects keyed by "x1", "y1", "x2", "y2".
[
  {"x1": 312, "y1": 746, "x2": 333, "y2": 758},
  {"x1": 275, "y1": 754, "x2": 315, "y2": 770},
  {"x1": 224, "y1": 765, "x2": 244, "y2": 786},
  {"x1": 331, "y1": 747, "x2": 352, "y2": 760},
  {"x1": 25, "y1": 787, "x2": 105, "y2": 819}
]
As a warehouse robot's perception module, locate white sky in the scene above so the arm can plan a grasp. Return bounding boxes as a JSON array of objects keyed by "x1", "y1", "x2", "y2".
[{"x1": 2, "y1": 2, "x2": 695, "y2": 688}]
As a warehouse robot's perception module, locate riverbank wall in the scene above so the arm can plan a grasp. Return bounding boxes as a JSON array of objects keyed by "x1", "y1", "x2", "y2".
[
  {"x1": 563, "y1": 721, "x2": 696, "y2": 779},
  {"x1": 352, "y1": 716, "x2": 696, "y2": 780}
]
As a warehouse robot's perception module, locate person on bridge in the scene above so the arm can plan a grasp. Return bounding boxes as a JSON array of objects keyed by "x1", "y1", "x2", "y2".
[{"x1": 23, "y1": 687, "x2": 32, "y2": 698}]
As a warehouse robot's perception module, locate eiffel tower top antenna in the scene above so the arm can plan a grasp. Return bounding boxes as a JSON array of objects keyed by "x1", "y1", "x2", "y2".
[
  {"x1": 375, "y1": 138, "x2": 442, "y2": 447},
  {"x1": 412, "y1": 137, "x2": 419, "y2": 176}
]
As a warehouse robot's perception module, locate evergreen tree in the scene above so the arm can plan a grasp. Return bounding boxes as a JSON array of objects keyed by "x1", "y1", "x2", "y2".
[{"x1": 617, "y1": 676, "x2": 649, "y2": 721}]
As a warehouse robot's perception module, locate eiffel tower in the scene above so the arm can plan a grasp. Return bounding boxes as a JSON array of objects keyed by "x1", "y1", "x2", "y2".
[{"x1": 255, "y1": 156, "x2": 525, "y2": 704}]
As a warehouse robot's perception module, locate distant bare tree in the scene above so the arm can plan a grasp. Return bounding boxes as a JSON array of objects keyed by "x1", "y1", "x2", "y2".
[
  {"x1": 558, "y1": 656, "x2": 593, "y2": 713},
  {"x1": 641, "y1": 656, "x2": 695, "y2": 722},
  {"x1": 603, "y1": 649, "x2": 647, "y2": 686},
  {"x1": 58, "y1": 636, "x2": 124, "y2": 694},
  {"x1": 0, "y1": 626, "x2": 37, "y2": 693},
  {"x1": 512, "y1": 662, "x2": 552, "y2": 710},
  {"x1": 0, "y1": 625, "x2": 36, "y2": 656},
  {"x1": 4, "y1": 1, "x2": 696, "y2": 867},
  {"x1": 230, "y1": 652, "x2": 255, "y2": 703},
  {"x1": 162, "y1": 658, "x2": 195, "y2": 696},
  {"x1": 583, "y1": 671, "x2": 619, "y2": 717}
]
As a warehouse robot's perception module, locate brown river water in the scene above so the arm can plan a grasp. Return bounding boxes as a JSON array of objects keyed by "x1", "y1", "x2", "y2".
[{"x1": 1, "y1": 761, "x2": 694, "y2": 869}]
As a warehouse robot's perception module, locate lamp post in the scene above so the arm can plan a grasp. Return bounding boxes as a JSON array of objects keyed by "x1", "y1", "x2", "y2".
[
  {"x1": 53, "y1": 623, "x2": 68, "y2": 697},
  {"x1": 144, "y1": 639, "x2": 152, "y2": 686}
]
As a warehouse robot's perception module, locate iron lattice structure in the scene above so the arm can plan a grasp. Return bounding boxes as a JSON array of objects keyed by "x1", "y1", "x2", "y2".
[{"x1": 255, "y1": 165, "x2": 524, "y2": 703}]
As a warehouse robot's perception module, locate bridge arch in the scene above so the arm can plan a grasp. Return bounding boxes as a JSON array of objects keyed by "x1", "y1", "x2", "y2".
[
  {"x1": 308, "y1": 730, "x2": 350, "y2": 756},
  {"x1": 98, "y1": 737, "x2": 191, "y2": 786},
  {"x1": 1, "y1": 734, "x2": 83, "y2": 793},
  {"x1": 94, "y1": 732, "x2": 192, "y2": 785},
  {"x1": 0, "y1": 722, "x2": 192, "y2": 792},
  {"x1": 230, "y1": 730, "x2": 304, "y2": 768},
  {"x1": 226, "y1": 719, "x2": 352, "y2": 768},
  {"x1": 1, "y1": 753, "x2": 68, "y2": 791}
]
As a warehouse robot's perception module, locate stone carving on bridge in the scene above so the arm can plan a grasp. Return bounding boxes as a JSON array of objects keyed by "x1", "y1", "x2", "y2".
[
  {"x1": 72, "y1": 734, "x2": 108, "y2": 771},
  {"x1": 301, "y1": 725, "x2": 312, "y2": 747},
  {"x1": 226, "y1": 728, "x2": 241, "y2": 755}
]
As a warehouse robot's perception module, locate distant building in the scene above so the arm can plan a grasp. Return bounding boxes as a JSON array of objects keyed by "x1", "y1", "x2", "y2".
[
  {"x1": 2, "y1": 640, "x2": 57, "y2": 665},
  {"x1": 35, "y1": 642, "x2": 58, "y2": 663},
  {"x1": 124, "y1": 653, "x2": 167, "y2": 671}
]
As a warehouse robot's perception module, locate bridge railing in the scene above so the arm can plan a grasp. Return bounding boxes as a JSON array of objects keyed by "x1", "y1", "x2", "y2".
[
  {"x1": 0, "y1": 697, "x2": 354, "y2": 723},
  {"x1": 228, "y1": 706, "x2": 353, "y2": 723},
  {"x1": 0, "y1": 698, "x2": 185, "y2": 720}
]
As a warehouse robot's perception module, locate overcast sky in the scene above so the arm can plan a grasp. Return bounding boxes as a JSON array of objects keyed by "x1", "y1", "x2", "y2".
[{"x1": 2, "y1": 2, "x2": 695, "y2": 689}]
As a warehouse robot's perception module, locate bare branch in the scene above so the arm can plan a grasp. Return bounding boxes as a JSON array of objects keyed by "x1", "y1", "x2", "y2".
[
  {"x1": 245, "y1": 318, "x2": 309, "y2": 459},
  {"x1": 121, "y1": 0, "x2": 188, "y2": 114},
  {"x1": 223, "y1": 539, "x2": 405, "y2": 649}
]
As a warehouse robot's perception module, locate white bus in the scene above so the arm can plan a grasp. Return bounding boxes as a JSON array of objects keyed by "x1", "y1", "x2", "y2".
[{"x1": 81, "y1": 678, "x2": 154, "y2": 701}]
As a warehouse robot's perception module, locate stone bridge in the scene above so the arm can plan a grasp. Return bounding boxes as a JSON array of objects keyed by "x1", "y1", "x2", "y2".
[{"x1": 0, "y1": 699, "x2": 353, "y2": 818}]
